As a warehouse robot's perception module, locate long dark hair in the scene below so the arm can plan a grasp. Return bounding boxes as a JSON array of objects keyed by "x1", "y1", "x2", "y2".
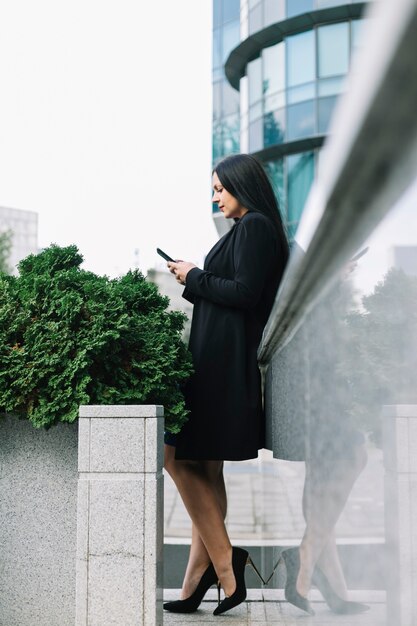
[{"x1": 214, "y1": 154, "x2": 289, "y2": 263}]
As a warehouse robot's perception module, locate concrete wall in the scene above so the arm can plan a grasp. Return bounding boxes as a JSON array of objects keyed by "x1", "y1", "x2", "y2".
[{"x1": 0, "y1": 414, "x2": 78, "y2": 626}]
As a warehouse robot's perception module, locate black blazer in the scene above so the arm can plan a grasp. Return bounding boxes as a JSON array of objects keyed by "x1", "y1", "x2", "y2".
[{"x1": 174, "y1": 211, "x2": 286, "y2": 461}]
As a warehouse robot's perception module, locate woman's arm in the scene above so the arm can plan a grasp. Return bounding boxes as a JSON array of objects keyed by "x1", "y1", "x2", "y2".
[{"x1": 183, "y1": 215, "x2": 278, "y2": 309}]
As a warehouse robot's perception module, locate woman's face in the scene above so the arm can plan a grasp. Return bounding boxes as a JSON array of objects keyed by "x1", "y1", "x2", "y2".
[{"x1": 212, "y1": 171, "x2": 248, "y2": 219}]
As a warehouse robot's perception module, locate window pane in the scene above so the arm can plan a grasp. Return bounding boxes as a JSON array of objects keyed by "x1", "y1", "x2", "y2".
[
  {"x1": 249, "y1": 101, "x2": 263, "y2": 123},
  {"x1": 265, "y1": 91, "x2": 285, "y2": 113},
  {"x1": 213, "y1": 81, "x2": 221, "y2": 121},
  {"x1": 212, "y1": 66, "x2": 223, "y2": 81},
  {"x1": 264, "y1": 158, "x2": 286, "y2": 220},
  {"x1": 287, "y1": 100, "x2": 315, "y2": 140},
  {"x1": 317, "y1": 0, "x2": 347, "y2": 7},
  {"x1": 287, "y1": 151, "x2": 315, "y2": 231},
  {"x1": 287, "y1": 82, "x2": 315, "y2": 105},
  {"x1": 213, "y1": 28, "x2": 221, "y2": 68},
  {"x1": 223, "y1": 0, "x2": 240, "y2": 23},
  {"x1": 248, "y1": 57, "x2": 262, "y2": 106},
  {"x1": 287, "y1": 30, "x2": 315, "y2": 87},
  {"x1": 213, "y1": 0, "x2": 221, "y2": 28},
  {"x1": 249, "y1": 0, "x2": 261, "y2": 8},
  {"x1": 249, "y1": 4, "x2": 263, "y2": 35},
  {"x1": 318, "y1": 22, "x2": 349, "y2": 78},
  {"x1": 286, "y1": 0, "x2": 313, "y2": 18},
  {"x1": 265, "y1": 0, "x2": 286, "y2": 26},
  {"x1": 212, "y1": 121, "x2": 224, "y2": 162},
  {"x1": 318, "y1": 96, "x2": 337, "y2": 133},
  {"x1": 249, "y1": 118, "x2": 263, "y2": 152},
  {"x1": 352, "y1": 19, "x2": 366, "y2": 51},
  {"x1": 264, "y1": 109, "x2": 285, "y2": 147},
  {"x1": 223, "y1": 113, "x2": 240, "y2": 155},
  {"x1": 222, "y1": 20, "x2": 240, "y2": 63},
  {"x1": 263, "y1": 42, "x2": 285, "y2": 97},
  {"x1": 222, "y1": 79, "x2": 240, "y2": 116},
  {"x1": 318, "y1": 76, "x2": 344, "y2": 97}
]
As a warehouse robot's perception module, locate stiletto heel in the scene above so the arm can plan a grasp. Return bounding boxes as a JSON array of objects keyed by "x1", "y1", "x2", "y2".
[
  {"x1": 313, "y1": 566, "x2": 370, "y2": 614},
  {"x1": 213, "y1": 547, "x2": 249, "y2": 616},
  {"x1": 217, "y1": 581, "x2": 221, "y2": 605},
  {"x1": 282, "y1": 548, "x2": 315, "y2": 616},
  {"x1": 163, "y1": 563, "x2": 218, "y2": 613}
]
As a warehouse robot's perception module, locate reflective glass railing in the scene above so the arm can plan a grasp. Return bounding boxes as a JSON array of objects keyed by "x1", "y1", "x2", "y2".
[{"x1": 256, "y1": 0, "x2": 417, "y2": 622}]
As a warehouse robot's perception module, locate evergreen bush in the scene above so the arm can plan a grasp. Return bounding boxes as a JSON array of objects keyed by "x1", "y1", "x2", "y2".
[{"x1": 0, "y1": 244, "x2": 193, "y2": 432}]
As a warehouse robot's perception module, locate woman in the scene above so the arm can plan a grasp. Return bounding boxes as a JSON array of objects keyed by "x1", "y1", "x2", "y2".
[{"x1": 163, "y1": 154, "x2": 289, "y2": 616}]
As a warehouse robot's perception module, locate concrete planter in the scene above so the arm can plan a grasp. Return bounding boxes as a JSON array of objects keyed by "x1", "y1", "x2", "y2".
[
  {"x1": 0, "y1": 414, "x2": 78, "y2": 626},
  {"x1": 383, "y1": 405, "x2": 417, "y2": 626},
  {"x1": 75, "y1": 405, "x2": 164, "y2": 626},
  {"x1": 0, "y1": 405, "x2": 164, "y2": 626}
]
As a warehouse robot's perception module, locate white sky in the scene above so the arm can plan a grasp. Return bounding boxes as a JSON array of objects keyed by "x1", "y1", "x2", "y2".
[{"x1": 0, "y1": 0, "x2": 218, "y2": 277}]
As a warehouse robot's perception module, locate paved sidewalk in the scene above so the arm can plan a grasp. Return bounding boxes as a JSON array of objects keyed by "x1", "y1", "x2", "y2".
[{"x1": 163, "y1": 590, "x2": 386, "y2": 625}]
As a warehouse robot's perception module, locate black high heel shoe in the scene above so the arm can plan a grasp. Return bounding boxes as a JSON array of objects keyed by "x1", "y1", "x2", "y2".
[
  {"x1": 312, "y1": 566, "x2": 370, "y2": 614},
  {"x1": 213, "y1": 546, "x2": 264, "y2": 616},
  {"x1": 281, "y1": 548, "x2": 315, "y2": 616},
  {"x1": 163, "y1": 563, "x2": 220, "y2": 613}
]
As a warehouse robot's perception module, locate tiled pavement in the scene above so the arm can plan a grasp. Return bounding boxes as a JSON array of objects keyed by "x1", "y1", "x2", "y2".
[{"x1": 163, "y1": 590, "x2": 386, "y2": 625}]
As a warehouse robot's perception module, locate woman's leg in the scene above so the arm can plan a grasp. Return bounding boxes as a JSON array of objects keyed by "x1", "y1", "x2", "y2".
[
  {"x1": 296, "y1": 443, "x2": 368, "y2": 597},
  {"x1": 164, "y1": 445, "x2": 236, "y2": 597},
  {"x1": 180, "y1": 462, "x2": 227, "y2": 598},
  {"x1": 315, "y1": 531, "x2": 349, "y2": 599}
]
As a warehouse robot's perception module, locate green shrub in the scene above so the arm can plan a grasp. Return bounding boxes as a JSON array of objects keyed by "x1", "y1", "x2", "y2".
[{"x1": 0, "y1": 244, "x2": 193, "y2": 432}]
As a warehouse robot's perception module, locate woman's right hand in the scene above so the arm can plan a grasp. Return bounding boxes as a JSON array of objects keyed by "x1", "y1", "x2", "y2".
[{"x1": 167, "y1": 260, "x2": 196, "y2": 285}]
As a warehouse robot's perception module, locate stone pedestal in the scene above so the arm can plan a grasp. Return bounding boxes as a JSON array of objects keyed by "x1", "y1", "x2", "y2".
[
  {"x1": 383, "y1": 404, "x2": 417, "y2": 626},
  {"x1": 75, "y1": 405, "x2": 164, "y2": 626}
]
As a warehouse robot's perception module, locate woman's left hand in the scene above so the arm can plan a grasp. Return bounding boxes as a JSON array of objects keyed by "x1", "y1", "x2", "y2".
[{"x1": 167, "y1": 261, "x2": 197, "y2": 285}]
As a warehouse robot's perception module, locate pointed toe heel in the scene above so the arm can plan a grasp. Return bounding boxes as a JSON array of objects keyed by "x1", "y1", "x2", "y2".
[
  {"x1": 312, "y1": 566, "x2": 370, "y2": 614},
  {"x1": 163, "y1": 563, "x2": 218, "y2": 613},
  {"x1": 213, "y1": 547, "x2": 250, "y2": 616},
  {"x1": 282, "y1": 548, "x2": 315, "y2": 616}
]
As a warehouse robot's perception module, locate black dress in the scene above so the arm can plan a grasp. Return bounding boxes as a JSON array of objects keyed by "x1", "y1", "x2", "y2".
[{"x1": 173, "y1": 211, "x2": 286, "y2": 461}]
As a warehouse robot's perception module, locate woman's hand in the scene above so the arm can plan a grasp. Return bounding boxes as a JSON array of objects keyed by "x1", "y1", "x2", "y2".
[{"x1": 167, "y1": 261, "x2": 197, "y2": 285}]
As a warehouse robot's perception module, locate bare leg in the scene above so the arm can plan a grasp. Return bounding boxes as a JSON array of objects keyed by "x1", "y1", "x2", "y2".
[
  {"x1": 180, "y1": 463, "x2": 227, "y2": 597},
  {"x1": 164, "y1": 445, "x2": 236, "y2": 597},
  {"x1": 296, "y1": 443, "x2": 367, "y2": 597}
]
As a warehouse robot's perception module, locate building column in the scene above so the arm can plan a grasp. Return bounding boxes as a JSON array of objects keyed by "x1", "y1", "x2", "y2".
[
  {"x1": 75, "y1": 405, "x2": 164, "y2": 626},
  {"x1": 383, "y1": 404, "x2": 417, "y2": 626}
]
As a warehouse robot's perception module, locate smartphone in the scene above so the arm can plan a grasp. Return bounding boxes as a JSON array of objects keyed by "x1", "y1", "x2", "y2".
[{"x1": 156, "y1": 247, "x2": 175, "y2": 263}]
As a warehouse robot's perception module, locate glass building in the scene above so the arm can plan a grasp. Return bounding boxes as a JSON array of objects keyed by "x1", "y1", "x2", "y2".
[{"x1": 212, "y1": 0, "x2": 368, "y2": 237}]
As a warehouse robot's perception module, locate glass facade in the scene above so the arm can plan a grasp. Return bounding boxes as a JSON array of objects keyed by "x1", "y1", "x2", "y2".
[
  {"x1": 212, "y1": 0, "x2": 365, "y2": 233},
  {"x1": 242, "y1": 19, "x2": 360, "y2": 155},
  {"x1": 242, "y1": 0, "x2": 363, "y2": 30},
  {"x1": 212, "y1": 0, "x2": 241, "y2": 165},
  {"x1": 263, "y1": 151, "x2": 317, "y2": 239}
]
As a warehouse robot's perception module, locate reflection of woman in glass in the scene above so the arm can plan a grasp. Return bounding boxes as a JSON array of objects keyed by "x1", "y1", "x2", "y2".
[
  {"x1": 163, "y1": 154, "x2": 289, "y2": 616},
  {"x1": 275, "y1": 270, "x2": 370, "y2": 616}
]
